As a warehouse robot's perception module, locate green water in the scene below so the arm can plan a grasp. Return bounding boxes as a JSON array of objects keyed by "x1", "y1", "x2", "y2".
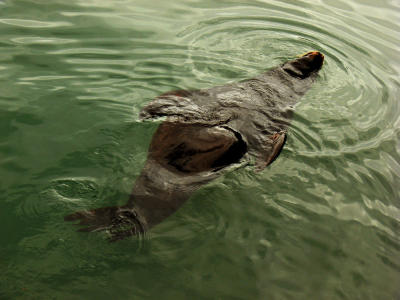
[{"x1": 1, "y1": 0, "x2": 399, "y2": 299}]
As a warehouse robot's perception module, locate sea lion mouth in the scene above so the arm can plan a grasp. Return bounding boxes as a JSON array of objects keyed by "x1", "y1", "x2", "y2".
[{"x1": 282, "y1": 51, "x2": 324, "y2": 79}]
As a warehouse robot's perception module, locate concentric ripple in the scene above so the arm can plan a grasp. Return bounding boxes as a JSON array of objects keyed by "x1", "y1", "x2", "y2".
[
  {"x1": 0, "y1": 0, "x2": 399, "y2": 299},
  {"x1": 172, "y1": 0, "x2": 400, "y2": 236}
]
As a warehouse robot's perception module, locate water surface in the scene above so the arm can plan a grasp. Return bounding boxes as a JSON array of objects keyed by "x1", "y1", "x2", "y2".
[{"x1": 0, "y1": 0, "x2": 399, "y2": 299}]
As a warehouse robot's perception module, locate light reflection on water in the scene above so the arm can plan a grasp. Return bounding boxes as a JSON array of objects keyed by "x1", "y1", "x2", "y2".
[{"x1": 0, "y1": 0, "x2": 399, "y2": 299}]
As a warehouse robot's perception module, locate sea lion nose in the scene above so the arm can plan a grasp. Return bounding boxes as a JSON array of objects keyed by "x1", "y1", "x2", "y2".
[
  {"x1": 300, "y1": 51, "x2": 324, "y2": 71},
  {"x1": 306, "y1": 51, "x2": 324, "y2": 65},
  {"x1": 283, "y1": 51, "x2": 324, "y2": 78},
  {"x1": 304, "y1": 51, "x2": 324, "y2": 61}
]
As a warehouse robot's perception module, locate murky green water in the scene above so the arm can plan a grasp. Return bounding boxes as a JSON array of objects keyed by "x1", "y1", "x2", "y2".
[{"x1": 1, "y1": 0, "x2": 399, "y2": 299}]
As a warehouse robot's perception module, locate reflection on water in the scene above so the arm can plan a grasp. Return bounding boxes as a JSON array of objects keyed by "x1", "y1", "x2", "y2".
[{"x1": 0, "y1": 0, "x2": 399, "y2": 299}]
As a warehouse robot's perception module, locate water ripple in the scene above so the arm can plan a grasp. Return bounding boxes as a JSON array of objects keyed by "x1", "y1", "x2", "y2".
[
  {"x1": 0, "y1": 18, "x2": 71, "y2": 28},
  {"x1": 1, "y1": 0, "x2": 399, "y2": 297}
]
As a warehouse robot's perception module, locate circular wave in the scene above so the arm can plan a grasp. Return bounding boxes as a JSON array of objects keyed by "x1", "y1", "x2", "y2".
[{"x1": 168, "y1": 1, "x2": 400, "y2": 235}]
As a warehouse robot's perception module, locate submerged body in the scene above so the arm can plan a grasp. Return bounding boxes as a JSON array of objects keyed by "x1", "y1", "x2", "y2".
[{"x1": 65, "y1": 51, "x2": 324, "y2": 241}]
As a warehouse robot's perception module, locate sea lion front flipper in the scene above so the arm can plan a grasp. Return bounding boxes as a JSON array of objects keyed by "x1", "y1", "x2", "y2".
[
  {"x1": 139, "y1": 90, "x2": 233, "y2": 126},
  {"x1": 139, "y1": 90, "x2": 204, "y2": 121},
  {"x1": 255, "y1": 131, "x2": 287, "y2": 172}
]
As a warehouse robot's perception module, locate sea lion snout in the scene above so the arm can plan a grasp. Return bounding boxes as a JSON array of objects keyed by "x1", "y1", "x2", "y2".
[
  {"x1": 301, "y1": 51, "x2": 324, "y2": 70},
  {"x1": 282, "y1": 51, "x2": 324, "y2": 79}
]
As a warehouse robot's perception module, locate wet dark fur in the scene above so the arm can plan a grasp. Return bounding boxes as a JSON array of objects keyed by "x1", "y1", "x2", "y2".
[{"x1": 65, "y1": 52, "x2": 324, "y2": 241}]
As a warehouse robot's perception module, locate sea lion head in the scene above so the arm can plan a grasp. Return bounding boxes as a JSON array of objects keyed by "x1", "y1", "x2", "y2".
[{"x1": 282, "y1": 51, "x2": 324, "y2": 79}]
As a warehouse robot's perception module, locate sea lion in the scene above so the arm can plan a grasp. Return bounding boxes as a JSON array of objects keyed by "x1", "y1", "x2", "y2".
[{"x1": 65, "y1": 51, "x2": 324, "y2": 241}]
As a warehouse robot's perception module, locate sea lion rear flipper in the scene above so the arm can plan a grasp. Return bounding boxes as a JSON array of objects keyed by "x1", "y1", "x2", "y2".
[
  {"x1": 64, "y1": 205, "x2": 146, "y2": 242},
  {"x1": 65, "y1": 123, "x2": 248, "y2": 241},
  {"x1": 255, "y1": 131, "x2": 287, "y2": 171}
]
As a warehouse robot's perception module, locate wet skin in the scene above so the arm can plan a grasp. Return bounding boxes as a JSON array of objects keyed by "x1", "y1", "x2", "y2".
[{"x1": 65, "y1": 51, "x2": 324, "y2": 241}]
